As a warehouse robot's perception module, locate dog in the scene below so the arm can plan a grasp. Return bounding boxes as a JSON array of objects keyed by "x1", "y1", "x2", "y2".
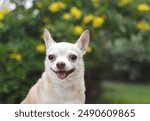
[{"x1": 21, "y1": 29, "x2": 90, "y2": 104}]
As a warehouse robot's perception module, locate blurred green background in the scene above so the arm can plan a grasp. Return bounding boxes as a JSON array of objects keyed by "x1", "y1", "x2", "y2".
[{"x1": 0, "y1": 0, "x2": 150, "y2": 104}]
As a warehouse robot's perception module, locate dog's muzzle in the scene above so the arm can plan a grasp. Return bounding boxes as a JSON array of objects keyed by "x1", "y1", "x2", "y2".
[{"x1": 51, "y1": 68, "x2": 75, "y2": 80}]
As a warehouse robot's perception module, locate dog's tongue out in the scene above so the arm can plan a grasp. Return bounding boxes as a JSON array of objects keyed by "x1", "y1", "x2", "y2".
[{"x1": 56, "y1": 71, "x2": 67, "y2": 80}]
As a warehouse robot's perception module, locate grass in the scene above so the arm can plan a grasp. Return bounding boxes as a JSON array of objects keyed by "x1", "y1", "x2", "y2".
[{"x1": 101, "y1": 81, "x2": 150, "y2": 104}]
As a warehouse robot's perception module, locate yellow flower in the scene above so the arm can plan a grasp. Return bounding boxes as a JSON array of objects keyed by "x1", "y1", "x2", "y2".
[
  {"x1": 136, "y1": 21, "x2": 150, "y2": 31},
  {"x1": 0, "y1": 13, "x2": 4, "y2": 20},
  {"x1": 48, "y1": 2, "x2": 66, "y2": 13},
  {"x1": 86, "y1": 46, "x2": 92, "y2": 53},
  {"x1": 35, "y1": 2, "x2": 43, "y2": 9},
  {"x1": 74, "y1": 26, "x2": 83, "y2": 35},
  {"x1": 92, "y1": 16, "x2": 104, "y2": 28},
  {"x1": 63, "y1": 13, "x2": 72, "y2": 20},
  {"x1": 83, "y1": 14, "x2": 94, "y2": 24},
  {"x1": 137, "y1": 3, "x2": 150, "y2": 12},
  {"x1": 57, "y1": 2, "x2": 66, "y2": 9},
  {"x1": 0, "y1": 8, "x2": 9, "y2": 21},
  {"x1": 1, "y1": 8, "x2": 9, "y2": 15},
  {"x1": 36, "y1": 44, "x2": 45, "y2": 53},
  {"x1": 70, "y1": 7, "x2": 82, "y2": 19},
  {"x1": 92, "y1": 0, "x2": 101, "y2": 8},
  {"x1": 9, "y1": 53, "x2": 22, "y2": 62},
  {"x1": 118, "y1": 0, "x2": 133, "y2": 7},
  {"x1": 48, "y1": 3, "x2": 59, "y2": 13}
]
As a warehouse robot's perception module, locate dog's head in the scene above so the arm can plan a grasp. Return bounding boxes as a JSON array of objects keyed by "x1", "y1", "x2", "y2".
[{"x1": 43, "y1": 29, "x2": 90, "y2": 83}]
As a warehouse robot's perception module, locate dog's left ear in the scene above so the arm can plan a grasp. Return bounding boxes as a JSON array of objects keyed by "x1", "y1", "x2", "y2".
[
  {"x1": 76, "y1": 30, "x2": 90, "y2": 55},
  {"x1": 43, "y1": 29, "x2": 56, "y2": 49}
]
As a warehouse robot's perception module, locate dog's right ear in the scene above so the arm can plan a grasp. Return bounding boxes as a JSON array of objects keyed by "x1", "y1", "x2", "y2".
[
  {"x1": 76, "y1": 30, "x2": 90, "y2": 55},
  {"x1": 43, "y1": 29, "x2": 56, "y2": 49}
]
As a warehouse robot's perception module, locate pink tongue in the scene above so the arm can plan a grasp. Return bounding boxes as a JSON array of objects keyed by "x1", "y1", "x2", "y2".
[{"x1": 56, "y1": 72, "x2": 67, "y2": 80}]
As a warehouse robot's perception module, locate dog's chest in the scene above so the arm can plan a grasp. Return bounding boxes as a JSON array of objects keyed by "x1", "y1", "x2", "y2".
[{"x1": 54, "y1": 86, "x2": 81, "y2": 103}]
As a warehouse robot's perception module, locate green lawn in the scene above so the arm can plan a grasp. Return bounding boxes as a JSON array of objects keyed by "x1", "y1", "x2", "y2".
[{"x1": 101, "y1": 81, "x2": 150, "y2": 104}]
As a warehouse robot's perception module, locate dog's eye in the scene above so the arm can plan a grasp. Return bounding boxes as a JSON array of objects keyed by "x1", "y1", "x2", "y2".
[
  {"x1": 48, "y1": 54, "x2": 55, "y2": 61},
  {"x1": 69, "y1": 55, "x2": 77, "y2": 61}
]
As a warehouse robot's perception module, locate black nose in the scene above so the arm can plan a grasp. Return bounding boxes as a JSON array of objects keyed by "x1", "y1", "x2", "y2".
[{"x1": 56, "y1": 62, "x2": 65, "y2": 70}]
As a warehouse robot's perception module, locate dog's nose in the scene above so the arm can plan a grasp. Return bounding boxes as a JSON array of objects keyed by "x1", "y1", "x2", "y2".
[{"x1": 56, "y1": 62, "x2": 65, "y2": 70}]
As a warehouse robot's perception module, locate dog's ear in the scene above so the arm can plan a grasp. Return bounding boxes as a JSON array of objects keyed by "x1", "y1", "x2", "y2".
[
  {"x1": 76, "y1": 30, "x2": 90, "y2": 55},
  {"x1": 43, "y1": 29, "x2": 56, "y2": 49}
]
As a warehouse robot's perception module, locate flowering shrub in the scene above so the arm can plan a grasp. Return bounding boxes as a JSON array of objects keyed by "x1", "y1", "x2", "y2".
[
  {"x1": 0, "y1": 0, "x2": 150, "y2": 103},
  {"x1": 0, "y1": 8, "x2": 9, "y2": 20},
  {"x1": 48, "y1": 1, "x2": 66, "y2": 13},
  {"x1": 137, "y1": 3, "x2": 150, "y2": 11}
]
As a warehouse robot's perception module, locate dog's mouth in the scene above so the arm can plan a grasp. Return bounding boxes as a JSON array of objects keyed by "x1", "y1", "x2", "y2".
[{"x1": 51, "y1": 68, "x2": 75, "y2": 80}]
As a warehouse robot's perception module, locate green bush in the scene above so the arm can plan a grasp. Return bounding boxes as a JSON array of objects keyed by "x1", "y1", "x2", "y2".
[{"x1": 0, "y1": 0, "x2": 150, "y2": 103}]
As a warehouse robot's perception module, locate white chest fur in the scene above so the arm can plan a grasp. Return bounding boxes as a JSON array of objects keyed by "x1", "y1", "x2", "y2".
[{"x1": 53, "y1": 84, "x2": 83, "y2": 104}]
